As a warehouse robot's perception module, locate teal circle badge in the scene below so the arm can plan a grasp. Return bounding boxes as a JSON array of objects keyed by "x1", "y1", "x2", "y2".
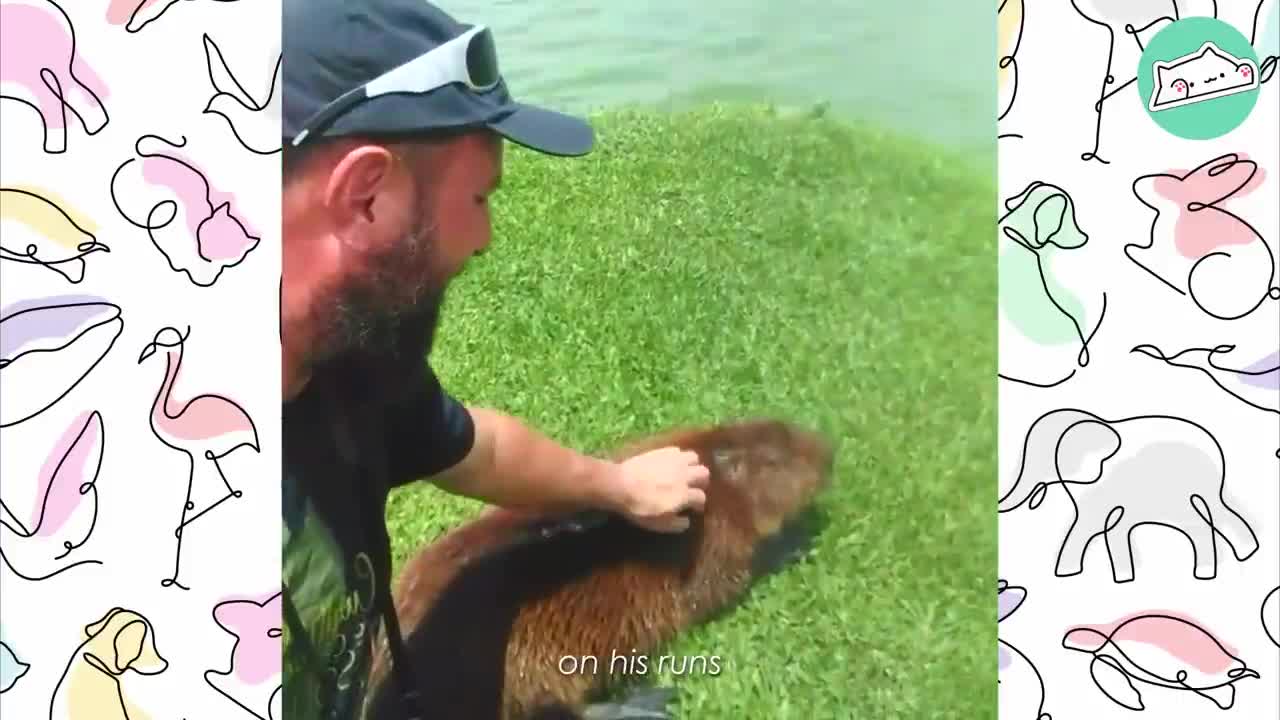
[{"x1": 1138, "y1": 17, "x2": 1261, "y2": 139}]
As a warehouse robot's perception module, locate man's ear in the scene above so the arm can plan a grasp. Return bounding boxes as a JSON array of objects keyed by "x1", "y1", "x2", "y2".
[{"x1": 323, "y1": 145, "x2": 401, "y2": 232}]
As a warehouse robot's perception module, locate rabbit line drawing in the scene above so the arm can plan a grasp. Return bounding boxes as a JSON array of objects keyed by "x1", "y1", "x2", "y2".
[{"x1": 1128, "y1": 152, "x2": 1279, "y2": 321}]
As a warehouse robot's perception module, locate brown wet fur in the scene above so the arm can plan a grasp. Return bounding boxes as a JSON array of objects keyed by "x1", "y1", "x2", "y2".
[{"x1": 363, "y1": 418, "x2": 835, "y2": 720}]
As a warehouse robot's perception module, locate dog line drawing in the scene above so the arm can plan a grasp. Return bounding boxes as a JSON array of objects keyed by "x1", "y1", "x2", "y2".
[
  {"x1": 0, "y1": 409, "x2": 105, "y2": 581},
  {"x1": 47, "y1": 607, "x2": 169, "y2": 720},
  {"x1": 0, "y1": 0, "x2": 110, "y2": 154},
  {"x1": 1128, "y1": 152, "x2": 1279, "y2": 321},
  {"x1": 999, "y1": 408, "x2": 1259, "y2": 583},
  {"x1": 998, "y1": 180, "x2": 1107, "y2": 389},
  {"x1": 1063, "y1": 610, "x2": 1261, "y2": 711},
  {"x1": 108, "y1": 133, "x2": 261, "y2": 288},
  {"x1": 0, "y1": 186, "x2": 110, "y2": 284}
]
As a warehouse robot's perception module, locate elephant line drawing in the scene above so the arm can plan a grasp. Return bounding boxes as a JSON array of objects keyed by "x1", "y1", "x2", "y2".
[
  {"x1": 998, "y1": 579, "x2": 1052, "y2": 720},
  {"x1": 999, "y1": 408, "x2": 1259, "y2": 583}
]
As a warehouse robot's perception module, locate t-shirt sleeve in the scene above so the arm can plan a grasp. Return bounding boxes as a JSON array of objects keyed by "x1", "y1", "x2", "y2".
[{"x1": 383, "y1": 363, "x2": 476, "y2": 488}]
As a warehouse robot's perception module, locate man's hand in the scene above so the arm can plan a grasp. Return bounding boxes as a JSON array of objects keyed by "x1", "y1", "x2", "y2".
[{"x1": 614, "y1": 447, "x2": 712, "y2": 533}]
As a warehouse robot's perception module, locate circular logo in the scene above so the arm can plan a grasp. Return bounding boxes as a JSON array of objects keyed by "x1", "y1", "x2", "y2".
[{"x1": 1138, "y1": 17, "x2": 1261, "y2": 139}]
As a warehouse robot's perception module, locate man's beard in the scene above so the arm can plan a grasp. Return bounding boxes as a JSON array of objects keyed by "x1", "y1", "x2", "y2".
[{"x1": 320, "y1": 213, "x2": 448, "y2": 363}]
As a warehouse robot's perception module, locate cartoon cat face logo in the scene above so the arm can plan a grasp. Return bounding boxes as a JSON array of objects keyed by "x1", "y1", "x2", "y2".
[{"x1": 1150, "y1": 41, "x2": 1259, "y2": 111}]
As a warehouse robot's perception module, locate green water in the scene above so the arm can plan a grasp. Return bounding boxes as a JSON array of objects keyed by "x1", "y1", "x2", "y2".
[{"x1": 447, "y1": 1, "x2": 997, "y2": 157}]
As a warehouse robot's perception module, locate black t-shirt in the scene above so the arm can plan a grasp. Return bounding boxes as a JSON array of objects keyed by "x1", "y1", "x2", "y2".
[{"x1": 281, "y1": 315, "x2": 474, "y2": 720}]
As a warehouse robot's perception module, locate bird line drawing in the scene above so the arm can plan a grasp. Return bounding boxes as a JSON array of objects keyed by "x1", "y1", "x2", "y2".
[
  {"x1": 202, "y1": 33, "x2": 282, "y2": 155},
  {"x1": 138, "y1": 325, "x2": 260, "y2": 590}
]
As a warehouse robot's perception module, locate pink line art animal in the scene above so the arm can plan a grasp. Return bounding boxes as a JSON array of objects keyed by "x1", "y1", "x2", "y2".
[
  {"x1": 109, "y1": 134, "x2": 261, "y2": 288},
  {"x1": 0, "y1": 409, "x2": 105, "y2": 581},
  {"x1": 997, "y1": 580, "x2": 1051, "y2": 720},
  {"x1": 105, "y1": 0, "x2": 240, "y2": 34},
  {"x1": 0, "y1": 0, "x2": 109, "y2": 154},
  {"x1": 999, "y1": 409, "x2": 1259, "y2": 583},
  {"x1": 0, "y1": 297, "x2": 123, "y2": 429},
  {"x1": 204, "y1": 590, "x2": 282, "y2": 720},
  {"x1": 47, "y1": 607, "x2": 168, "y2": 720},
  {"x1": 138, "y1": 326, "x2": 259, "y2": 590},
  {"x1": 1128, "y1": 152, "x2": 1279, "y2": 320},
  {"x1": 1063, "y1": 610, "x2": 1261, "y2": 711},
  {"x1": 0, "y1": 186, "x2": 110, "y2": 284},
  {"x1": 202, "y1": 33, "x2": 281, "y2": 155}
]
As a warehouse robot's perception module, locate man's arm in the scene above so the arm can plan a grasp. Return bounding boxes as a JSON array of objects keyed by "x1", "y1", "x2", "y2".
[{"x1": 435, "y1": 407, "x2": 710, "y2": 533}]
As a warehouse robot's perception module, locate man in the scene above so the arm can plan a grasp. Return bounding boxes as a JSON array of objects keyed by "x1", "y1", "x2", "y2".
[{"x1": 280, "y1": 1, "x2": 711, "y2": 718}]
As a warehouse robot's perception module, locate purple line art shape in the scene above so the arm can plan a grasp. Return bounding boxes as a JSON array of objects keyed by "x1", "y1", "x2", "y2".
[
  {"x1": 0, "y1": 297, "x2": 123, "y2": 429},
  {"x1": 0, "y1": 410, "x2": 105, "y2": 582},
  {"x1": 999, "y1": 408, "x2": 1258, "y2": 583},
  {"x1": 998, "y1": 580, "x2": 1051, "y2": 720},
  {"x1": 0, "y1": 0, "x2": 110, "y2": 154},
  {"x1": 109, "y1": 134, "x2": 261, "y2": 288},
  {"x1": 0, "y1": 186, "x2": 110, "y2": 284},
  {"x1": 1063, "y1": 610, "x2": 1261, "y2": 711},
  {"x1": 138, "y1": 325, "x2": 260, "y2": 590}
]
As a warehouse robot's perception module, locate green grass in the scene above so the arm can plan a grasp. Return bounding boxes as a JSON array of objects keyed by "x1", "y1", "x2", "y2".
[{"x1": 384, "y1": 102, "x2": 998, "y2": 719}]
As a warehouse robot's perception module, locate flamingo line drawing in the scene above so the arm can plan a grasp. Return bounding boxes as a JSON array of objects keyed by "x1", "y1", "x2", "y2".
[{"x1": 138, "y1": 325, "x2": 259, "y2": 590}]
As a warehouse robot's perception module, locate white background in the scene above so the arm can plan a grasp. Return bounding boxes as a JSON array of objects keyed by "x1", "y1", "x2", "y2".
[
  {"x1": 1, "y1": 1, "x2": 281, "y2": 719},
  {"x1": 998, "y1": 1, "x2": 1279, "y2": 719}
]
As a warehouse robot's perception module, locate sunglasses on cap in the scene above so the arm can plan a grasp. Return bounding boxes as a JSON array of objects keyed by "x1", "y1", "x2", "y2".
[{"x1": 290, "y1": 24, "x2": 501, "y2": 147}]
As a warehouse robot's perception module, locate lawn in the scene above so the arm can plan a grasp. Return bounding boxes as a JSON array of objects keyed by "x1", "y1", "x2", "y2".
[{"x1": 383, "y1": 102, "x2": 998, "y2": 719}]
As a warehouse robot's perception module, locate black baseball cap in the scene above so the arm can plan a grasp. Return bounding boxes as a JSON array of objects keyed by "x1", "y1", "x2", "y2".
[{"x1": 283, "y1": 0, "x2": 594, "y2": 156}]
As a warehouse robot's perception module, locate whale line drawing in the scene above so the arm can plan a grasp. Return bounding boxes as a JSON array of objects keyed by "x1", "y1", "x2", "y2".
[
  {"x1": 1063, "y1": 610, "x2": 1261, "y2": 711},
  {"x1": 0, "y1": 637, "x2": 31, "y2": 693},
  {"x1": 0, "y1": 297, "x2": 124, "y2": 428}
]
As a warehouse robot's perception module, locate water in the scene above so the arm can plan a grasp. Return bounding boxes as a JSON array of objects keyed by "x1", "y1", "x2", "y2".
[{"x1": 445, "y1": 1, "x2": 997, "y2": 156}]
